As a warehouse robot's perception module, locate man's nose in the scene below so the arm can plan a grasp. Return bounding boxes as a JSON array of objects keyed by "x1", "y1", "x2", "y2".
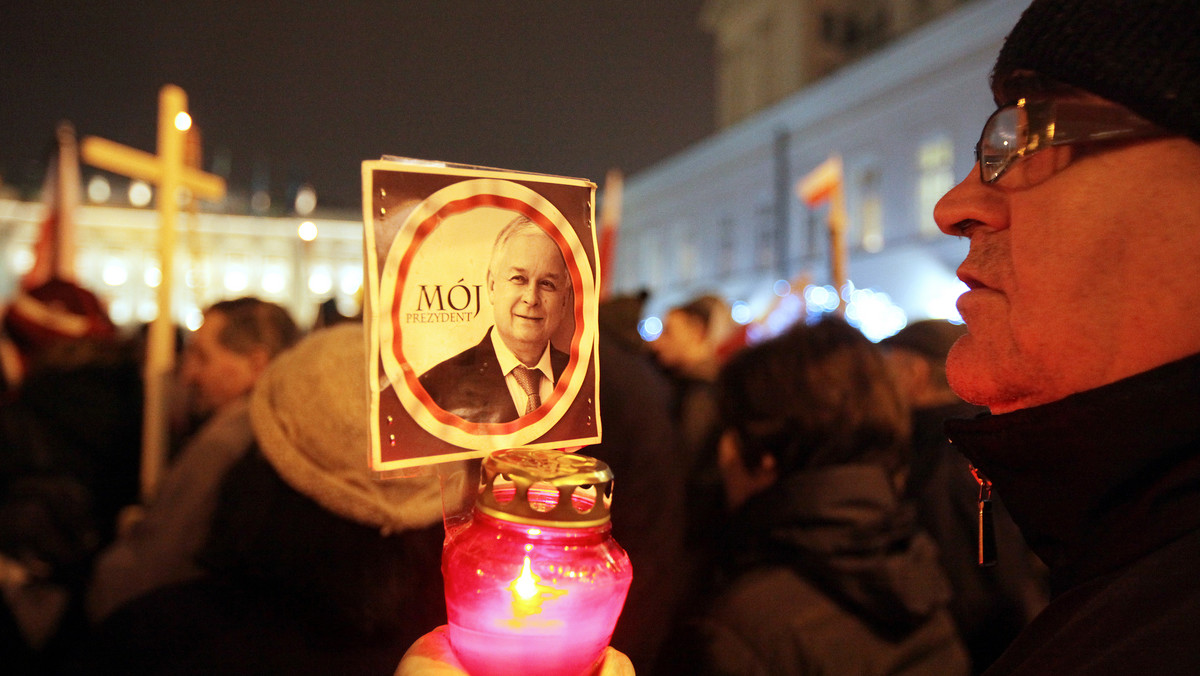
[{"x1": 933, "y1": 164, "x2": 1010, "y2": 236}]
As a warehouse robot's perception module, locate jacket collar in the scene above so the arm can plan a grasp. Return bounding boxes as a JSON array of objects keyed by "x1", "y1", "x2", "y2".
[{"x1": 945, "y1": 352, "x2": 1200, "y2": 594}]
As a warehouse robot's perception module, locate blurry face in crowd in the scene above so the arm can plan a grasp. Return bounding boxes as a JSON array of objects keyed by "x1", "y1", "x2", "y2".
[
  {"x1": 181, "y1": 310, "x2": 268, "y2": 416},
  {"x1": 487, "y1": 229, "x2": 570, "y2": 366},
  {"x1": 652, "y1": 310, "x2": 706, "y2": 372},
  {"x1": 934, "y1": 89, "x2": 1200, "y2": 414}
]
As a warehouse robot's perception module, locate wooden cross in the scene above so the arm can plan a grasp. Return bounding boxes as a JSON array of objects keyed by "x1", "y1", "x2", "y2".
[{"x1": 81, "y1": 84, "x2": 226, "y2": 502}]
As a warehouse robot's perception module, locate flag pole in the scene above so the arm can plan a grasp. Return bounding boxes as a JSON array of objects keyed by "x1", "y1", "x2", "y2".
[{"x1": 796, "y1": 155, "x2": 848, "y2": 315}]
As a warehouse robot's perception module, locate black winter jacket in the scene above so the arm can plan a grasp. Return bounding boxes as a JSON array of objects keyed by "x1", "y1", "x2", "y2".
[{"x1": 946, "y1": 352, "x2": 1200, "y2": 675}]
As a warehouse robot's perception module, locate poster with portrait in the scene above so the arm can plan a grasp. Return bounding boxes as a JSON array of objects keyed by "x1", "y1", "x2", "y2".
[{"x1": 363, "y1": 157, "x2": 601, "y2": 473}]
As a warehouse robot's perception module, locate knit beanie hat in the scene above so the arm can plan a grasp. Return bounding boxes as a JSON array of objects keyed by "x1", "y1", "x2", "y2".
[
  {"x1": 250, "y1": 323, "x2": 445, "y2": 534},
  {"x1": 993, "y1": 0, "x2": 1200, "y2": 142},
  {"x1": 2, "y1": 278, "x2": 115, "y2": 356}
]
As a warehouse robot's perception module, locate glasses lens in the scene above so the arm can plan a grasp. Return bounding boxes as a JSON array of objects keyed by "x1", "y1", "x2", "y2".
[{"x1": 979, "y1": 106, "x2": 1024, "y2": 182}]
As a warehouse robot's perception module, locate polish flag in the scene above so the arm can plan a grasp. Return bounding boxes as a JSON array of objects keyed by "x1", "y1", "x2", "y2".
[
  {"x1": 796, "y1": 155, "x2": 843, "y2": 208},
  {"x1": 22, "y1": 122, "x2": 81, "y2": 289},
  {"x1": 597, "y1": 168, "x2": 623, "y2": 301}
]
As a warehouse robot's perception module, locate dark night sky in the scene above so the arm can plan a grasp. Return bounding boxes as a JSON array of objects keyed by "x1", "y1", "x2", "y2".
[{"x1": 1, "y1": 1, "x2": 715, "y2": 210}]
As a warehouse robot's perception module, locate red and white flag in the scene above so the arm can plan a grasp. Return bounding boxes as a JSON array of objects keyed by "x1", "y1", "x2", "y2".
[
  {"x1": 796, "y1": 154, "x2": 843, "y2": 208},
  {"x1": 597, "y1": 168, "x2": 623, "y2": 301},
  {"x1": 22, "y1": 122, "x2": 81, "y2": 289}
]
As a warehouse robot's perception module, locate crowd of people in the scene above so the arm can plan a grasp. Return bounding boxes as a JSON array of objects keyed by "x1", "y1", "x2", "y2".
[{"x1": 6, "y1": 0, "x2": 1200, "y2": 673}]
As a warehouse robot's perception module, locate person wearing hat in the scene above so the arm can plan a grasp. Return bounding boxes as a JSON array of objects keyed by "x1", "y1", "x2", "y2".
[
  {"x1": 79, "y1": 323, "x2": 451, "y2": 674},
  {"x1": 0, "y1": 279, "x2": 142, "y2": 671},
  {"x1": 0, "y1": 278, "x2": 117, "y2": 398},
  {"x1": 883, "y1": 320, "x2": 1046, "y2": 674},
  {"x1": 933, "y1": 0, "x2": 1200, "y2": 672}
]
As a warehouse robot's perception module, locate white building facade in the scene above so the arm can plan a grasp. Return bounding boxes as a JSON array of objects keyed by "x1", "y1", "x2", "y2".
[{"x1": 612, "y1": 0, "x2": 1028, "y2": 341}]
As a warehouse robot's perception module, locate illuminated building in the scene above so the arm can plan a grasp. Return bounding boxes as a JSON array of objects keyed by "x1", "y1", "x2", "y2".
[{"x1": 612, "y1": 0, "x2": 1027, "y2": 341}]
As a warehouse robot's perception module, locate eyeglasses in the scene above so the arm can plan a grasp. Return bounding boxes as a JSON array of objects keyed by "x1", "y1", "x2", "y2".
[{"x1": 975, "y1": 97, "x2": 1170, "y2": 185}]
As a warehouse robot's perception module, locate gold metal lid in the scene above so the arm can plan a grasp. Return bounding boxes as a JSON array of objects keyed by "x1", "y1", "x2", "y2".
[{"x1": 475, "y1": 449, "x2": 614, "y2": 528}]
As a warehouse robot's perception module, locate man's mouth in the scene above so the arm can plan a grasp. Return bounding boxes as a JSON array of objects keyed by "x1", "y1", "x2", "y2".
[{"x1": 957, "y1": 268, "x2": 987, "y2": 291}]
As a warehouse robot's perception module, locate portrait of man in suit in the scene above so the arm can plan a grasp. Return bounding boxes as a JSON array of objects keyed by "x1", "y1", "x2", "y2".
[{"x1": 418, "y1": 214, "x2": 571, "y2": 423}]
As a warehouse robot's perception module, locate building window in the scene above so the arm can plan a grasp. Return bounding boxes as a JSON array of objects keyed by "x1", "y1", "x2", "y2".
[
  {"x1": 857, "y1": 167, "x2": 884, "y2": 252},
  {"x1": 917, "y1": 135, "x2": 955, "y2": 237}
]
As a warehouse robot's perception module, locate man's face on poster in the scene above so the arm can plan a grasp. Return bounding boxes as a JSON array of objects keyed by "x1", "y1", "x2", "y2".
[{"x1": 487, "y1": 227, "x2": 570, "y2": 365}]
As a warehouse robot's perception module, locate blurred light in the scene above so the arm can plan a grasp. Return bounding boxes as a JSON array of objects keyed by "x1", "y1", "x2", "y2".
[
  {"x1": 137, "y1": 300, "x2": 158, "y2": 322},
  {"x1": 339, "y1": 266, "x2": 362, "y2": 295},
  {"x1": 773, "y1": 279, "x2": 791, "y2": 297},
  {"x1": 843, "y1": 286, "x2": 908, "y2": 342},
  {"x1": 109, "y1": 298, "x2": 133, "y2": 325},
  {"x1": 298, "y1": 221, "x2": 318, "y2": 242},
  {"x1": 731, "y1": 301, "x2": 753, "y2": 325},
  {"x1": 294, "y1": 184, "x2": 317, "y2": 216},
  {"x1": 804, "y1": 284, "x2": 840, "y2": 313},
  {"x1": 12, "y1": 249, "x2": 34, "y2": 275},
  {"x1": 251, "y1": 190, "x2": 271, "y2": 213},
  {"x1": 638, "y1": 316, "x2": 663, "y2": 342},
  {"x1": 336, "y1": 294, "x2": 360, "y2": 317},
  {"x1": 174, "y1": 112, "x2": 192, "y2": 131},
  {"x1": 225, "y1": 265, "x2": 249, "y2": 292},
  {"x1": 308, "y1": 267, "x2": 333, "y2": 295},
  {"x1": 129, "y1": 180, "x2": 153, "y2": 207},
  {"x1": 262, "y1": 268, "x2": 287, "y2": 295},
  {"x1": 185, "y1": 307, "x2": 204, "y2": 331},
  {"x1": 144, "y1": 266, "x2": 162, "y2": 288},
  {"x1": 87, "y1": 175, "x2": 111, "y2": 203},
  {"x1": 862, "y1": 231, "x2": 884, "y2": 253},
  {"x1": 102, "y1": 259, "x2": 128, "y2": 286},
  {"x1": 923, "y1": 280, "x2": 968, "y2": 323}
]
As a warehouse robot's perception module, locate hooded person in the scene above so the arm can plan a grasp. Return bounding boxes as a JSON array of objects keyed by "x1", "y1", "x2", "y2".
[
  {"x1": 79, "y1": 323, "x2": 452, "y2": 675},
  {"x1": 670, "y1": 317, "x2": 968, "y2": 676}
]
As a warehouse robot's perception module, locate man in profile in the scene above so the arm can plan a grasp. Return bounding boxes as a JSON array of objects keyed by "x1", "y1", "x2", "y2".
[
  {"x1": 88, "y1": 297, "x2": 299, "y2": 622},
  {"x1": 419, "y1": 215, "x2": 571, "y2": 423}
]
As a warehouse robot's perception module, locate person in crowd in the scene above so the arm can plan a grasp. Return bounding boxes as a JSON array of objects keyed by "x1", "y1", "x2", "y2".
[
  {"x1": 651, "y1": 294, "x2": 738, "y2": 538},
  {"x1": 78, "y1": 322, "x2": 449, "y2": 674},
  {"x1": 87, "y1": 297, "x2": 299, "y2": 622},
  {"x1": 932, "y1": 0, "x2": 1200, "y2": 672},
  {"x1": 588, "y1": 292, "x2": 686, "y2": 672},
  {"x1": 677, "y1": 317, "x2": 967, "y2": 675},
  {"x1": 419, "y1": 214, "x2": 572, "y2": 423},
  {"x1": 883, "y1": 320, "x2": 1046, "y2": 674},
  {"x1": 0, "y1": 278, "x2": 141, "y2": 674}
]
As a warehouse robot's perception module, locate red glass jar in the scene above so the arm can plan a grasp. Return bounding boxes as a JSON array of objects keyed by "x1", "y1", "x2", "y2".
[{"x1": 442, "y1": 449, "x2": 633, "y2": 676}]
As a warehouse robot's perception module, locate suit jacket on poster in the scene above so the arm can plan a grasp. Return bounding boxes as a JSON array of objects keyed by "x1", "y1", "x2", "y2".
[{"x1": 418, "y1": 328, "x2": 569, "y2": 424}]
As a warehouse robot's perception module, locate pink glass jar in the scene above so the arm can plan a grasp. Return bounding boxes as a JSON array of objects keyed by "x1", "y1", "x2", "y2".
[{"x1": 443, "y1": 449, "x2": 633, "y2": 676}]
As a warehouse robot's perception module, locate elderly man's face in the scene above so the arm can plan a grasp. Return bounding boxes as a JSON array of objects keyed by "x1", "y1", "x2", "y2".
[
  {"x1": 488, "y1": 229, "x2": 570, "y2": 365},
  {"x1": 934, "y1": 94, "x2": 1200, "y2": 414}
]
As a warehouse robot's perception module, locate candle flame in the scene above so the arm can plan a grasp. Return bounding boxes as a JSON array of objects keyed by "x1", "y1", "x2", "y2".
[
  {"x1": 514, "y1": 556, "x2": 538, "y2": 600},
  {"x1": 505, "y1": 555, "x2": 568, "y2": 624}
]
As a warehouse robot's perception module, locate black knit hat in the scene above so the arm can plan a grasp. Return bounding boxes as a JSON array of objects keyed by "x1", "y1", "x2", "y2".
[{"x1": 993, "y1": 0, "x2": 1200, "y2": 142}]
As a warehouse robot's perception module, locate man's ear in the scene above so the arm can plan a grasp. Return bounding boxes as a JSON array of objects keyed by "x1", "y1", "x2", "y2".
[{"x1": 486, "y1": 270, "x2": 495, "y2": 305}]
